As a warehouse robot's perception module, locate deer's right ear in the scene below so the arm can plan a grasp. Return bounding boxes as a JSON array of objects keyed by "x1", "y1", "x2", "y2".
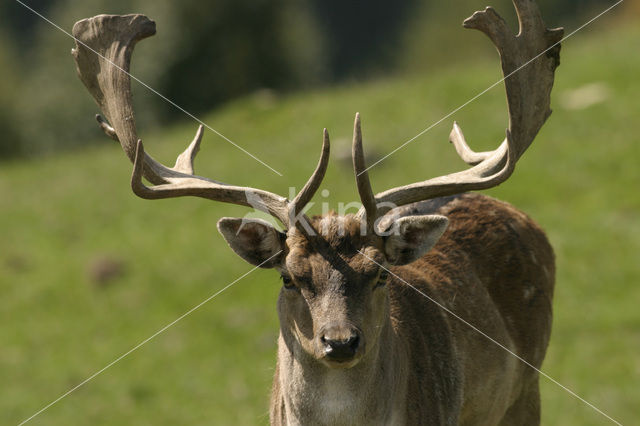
[{"x1": 217, "y1": 218, "x2": 286, "y2": 268}]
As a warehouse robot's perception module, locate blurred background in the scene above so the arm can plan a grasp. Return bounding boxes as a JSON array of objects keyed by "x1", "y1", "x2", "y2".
[
  {"x1": 1, "y1": 0, "x2": 638, "y2": 424},
  {"x1": 0, "y1": 0, "x2": 626, "y2": 158}
]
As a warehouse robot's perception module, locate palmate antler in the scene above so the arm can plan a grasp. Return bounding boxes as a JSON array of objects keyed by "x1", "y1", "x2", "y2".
[
  {"x1": 73, "y1": 1, "x2": 562, "y2": 236},
  {"x1": 71, "y1": 14, "x2": 328, "y2": 231},
  {"x1": 354, "y1": 0, "x2": 563, "y2": 228}
]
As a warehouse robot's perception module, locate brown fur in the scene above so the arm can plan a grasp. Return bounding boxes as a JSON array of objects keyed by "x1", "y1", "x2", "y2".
[{"x1": 264, "y1": 193, "x2": 554, "y2": 425}]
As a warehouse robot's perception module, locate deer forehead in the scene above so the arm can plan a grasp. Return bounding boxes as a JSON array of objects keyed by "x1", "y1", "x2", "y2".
[
  {"x1": 288, "y1": 214, "x2": 370, "y2": 244},
  {"x1": 284, "y1": 219, "x2": 384, "y2": 287},
  {"x1": 285, "y1": 249, "x2": 382, "y2": 284}
]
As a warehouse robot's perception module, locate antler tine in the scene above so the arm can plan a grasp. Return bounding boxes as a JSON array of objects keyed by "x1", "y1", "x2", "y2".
[
  {"x1": 363, "y1": 0, "x2": 562, "y2": 216},
  {"x1": 448, "y1": 122, "x2": 497, "y2": 166},
  {"x1": 291, "y1": 128, "x2": 330, "y2": 219},
  {"x1": 128, "y1": 139, "x2": 288, "y2": 223},
  {"x1": 173, "y1": 124, "x2": 204, "y2": 175},
  {"x1": 72, "y1": 14, "x2": 328, "y2": 229},
  {"x1": 352, "y1": 113, "x2": 377, "y2": 228},
  {"x1": 96, "y1": 114, "x2": 118, "y2": 141}
]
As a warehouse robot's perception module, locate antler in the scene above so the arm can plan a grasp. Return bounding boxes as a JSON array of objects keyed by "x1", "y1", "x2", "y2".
[
  {"x1": 354, "y1": 0, "x2": 563, "y2": 228},
  {"x1": 71, "y1": 14, "x2": 328, "y2": 230}
]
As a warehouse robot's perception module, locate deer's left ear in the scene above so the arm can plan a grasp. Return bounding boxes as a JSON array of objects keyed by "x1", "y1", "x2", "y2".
[
  {"x1": 381, "y1": 215, "x2": 448, "y2": 265},
  {"x1": 217, "y1": 218, "x2": 286, "y2": 268}
]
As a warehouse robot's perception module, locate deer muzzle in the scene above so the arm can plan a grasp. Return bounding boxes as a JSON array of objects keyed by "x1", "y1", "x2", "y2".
[{"x1": 318, "y1": 323, "x2": 364, "y2": 368}]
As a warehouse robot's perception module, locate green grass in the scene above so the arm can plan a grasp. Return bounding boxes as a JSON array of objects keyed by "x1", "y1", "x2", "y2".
[{"x1": 1, "y1": 17, "x2": 639, "y2": 426}]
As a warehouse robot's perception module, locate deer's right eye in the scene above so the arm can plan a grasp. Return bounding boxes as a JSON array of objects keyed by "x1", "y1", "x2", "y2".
[{"x1": 281, "y1": 275, "x2": 296, "y2": 290}]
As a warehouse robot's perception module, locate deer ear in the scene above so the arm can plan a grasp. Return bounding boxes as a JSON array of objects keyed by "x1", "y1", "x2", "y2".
[
  {"x1": 381, "y1": 215, "x2": 448, "y2": 266},
  {"x1": 217, "y1": 218, "x2": 286, "y2": 268}
]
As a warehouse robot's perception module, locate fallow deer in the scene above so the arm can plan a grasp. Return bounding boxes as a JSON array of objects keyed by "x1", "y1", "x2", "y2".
[{"x1": 72, "y1": 1, "x2": 562, "y2": 424}]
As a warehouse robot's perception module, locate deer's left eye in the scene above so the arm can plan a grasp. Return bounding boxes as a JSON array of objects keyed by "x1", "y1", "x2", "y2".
[{"x1": 375, "y1": 270, "x2": 389, "y2": 289}]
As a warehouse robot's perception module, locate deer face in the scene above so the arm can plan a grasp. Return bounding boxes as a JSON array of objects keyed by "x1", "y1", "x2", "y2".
[{"x1": 218, "y1": 212, "x2": 448, "y2": 369}]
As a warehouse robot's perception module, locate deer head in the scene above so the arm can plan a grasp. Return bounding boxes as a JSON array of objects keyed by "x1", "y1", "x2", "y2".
[{"x1": 72, "y1": 0, "x2": 561, "y2": 369}]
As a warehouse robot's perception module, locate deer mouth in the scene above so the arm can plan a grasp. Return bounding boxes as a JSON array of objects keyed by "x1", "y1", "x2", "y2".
[
  {"x1": 319, "y1": 342, "x2": 364, "y2": 369},
  {"x1": 320, "y1": 355, "x2": 362, "y2": 370}
]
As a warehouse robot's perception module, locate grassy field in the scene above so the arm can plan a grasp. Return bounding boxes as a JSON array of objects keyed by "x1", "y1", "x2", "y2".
[{"x1": 1, "y1": 15, "x2": 639, "y2": 426}]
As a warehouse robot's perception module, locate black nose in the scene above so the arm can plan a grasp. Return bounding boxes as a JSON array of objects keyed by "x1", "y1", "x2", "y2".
[{"x1": 320, "y1": 328, "x2": 360, "y2": 361}]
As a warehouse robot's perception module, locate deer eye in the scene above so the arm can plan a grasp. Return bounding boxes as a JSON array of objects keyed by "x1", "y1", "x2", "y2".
[
  {"x1": 375, "y1": 270, "x2": 389, "y2": 289},
  {"x1": 281, "y1": 275, "x2": 297, "y2": 290}
]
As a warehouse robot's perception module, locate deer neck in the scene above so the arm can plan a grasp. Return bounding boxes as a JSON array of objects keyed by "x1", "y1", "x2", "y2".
[{"x1": 275, "y1": 315, "x2": 408, "y2": 425}]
